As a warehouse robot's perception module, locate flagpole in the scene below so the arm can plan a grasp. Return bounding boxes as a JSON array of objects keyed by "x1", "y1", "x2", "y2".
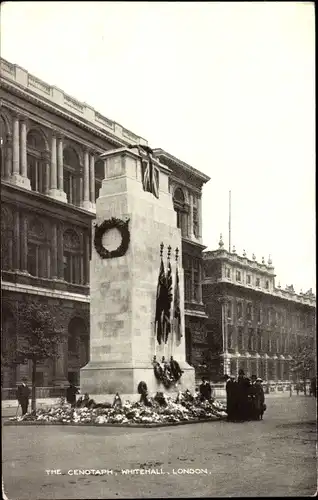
[{"x1": 228, "y1": 190, "x2": 232, "y2": 252}]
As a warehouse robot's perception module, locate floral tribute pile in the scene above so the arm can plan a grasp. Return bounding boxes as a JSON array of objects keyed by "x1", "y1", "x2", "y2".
[{"x1": 8, "y1": 390, "x2": 227, "y2": 426}]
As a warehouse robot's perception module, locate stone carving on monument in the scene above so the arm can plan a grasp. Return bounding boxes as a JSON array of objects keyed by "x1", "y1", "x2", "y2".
[{"x1": 80, "y1": 146, "x2": 195, "y2": 400}]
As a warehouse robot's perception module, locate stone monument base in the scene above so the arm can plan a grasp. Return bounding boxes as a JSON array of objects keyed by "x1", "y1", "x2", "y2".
[{"x1": 80, "y1": 360, "x2": 195, "y2": 398}]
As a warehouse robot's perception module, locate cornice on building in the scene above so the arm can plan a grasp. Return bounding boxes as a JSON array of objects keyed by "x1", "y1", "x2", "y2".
[
  {"x1": 203, "y1": 243, "x2": 316, "y2": 308},
  {"x1": 0, "y1": 58, "x2": 148, "y2": 149},
  {"x1": 153, "y1": 148, "x2": 211, "y2": 185}
]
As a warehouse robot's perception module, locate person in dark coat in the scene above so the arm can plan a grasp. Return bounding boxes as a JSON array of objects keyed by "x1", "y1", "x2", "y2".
[
  {"x1": 199, "y1": 377, "x2": 212, "y2": 402},
  {"x1": 224, "y1": 374, "x2": 237, "y2": 421},
  {"x1": 255, "y1": 378, "x2": 266, "y2": 420},
  {"x1": 16, "y1": 377, "x2": 30, "y2": 415},
  {"x1": 66, "y1": 383, "x2": 79, "y2": 407},
  {"x1": 236, "y1": 369, "x2": 251, "y2": 421},
  {"x1": 248, "y1": 375, "x2": 258, "y2": 420}
]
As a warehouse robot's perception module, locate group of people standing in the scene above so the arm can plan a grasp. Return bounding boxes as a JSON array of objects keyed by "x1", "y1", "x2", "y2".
[{"x1": 225, "y1": 370, "x2": 266, "y2": 422}]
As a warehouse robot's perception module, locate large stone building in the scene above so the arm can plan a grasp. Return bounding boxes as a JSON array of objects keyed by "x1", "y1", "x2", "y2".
[
  {"x1": 202, "y1": 236, "x2": 316, "y2": 382},
  {"x1": 0, "y1": 58, "x2": 210, "y2": 396}
]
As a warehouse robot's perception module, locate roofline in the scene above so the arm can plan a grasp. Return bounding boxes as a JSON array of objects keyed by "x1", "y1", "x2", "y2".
[{"x1": 153, "y1": 148, "x2": 211, "y2": 183}]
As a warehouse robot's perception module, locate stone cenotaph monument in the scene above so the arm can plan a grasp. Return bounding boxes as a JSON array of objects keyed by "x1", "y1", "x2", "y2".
[{"x1": 80, "y1": 146, "x2": 195, "y2": 400}]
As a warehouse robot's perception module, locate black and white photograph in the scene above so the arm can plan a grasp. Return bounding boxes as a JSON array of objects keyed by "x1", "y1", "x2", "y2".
[{"x1": 1, "y1": 2, "x2": 316, "y2": 499}]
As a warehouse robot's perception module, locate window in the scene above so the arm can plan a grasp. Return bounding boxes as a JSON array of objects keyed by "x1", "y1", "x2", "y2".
[
  {"x1": 256, "y1": 328, "x2": 262, "y2": 351},
  {"x1": 237, "y1": 302, "x2": 243, "y2": 319},
  {"x1": 276, "y1": 337, "x2": 280, "y2": 353},
  {"x1": 265, "y1": 280, "x2": 269, "y2": 289},
  {"x1": 226, "y1": 267, "x2": 231, "y2": 279},
  {"x1": 63, "y1": 229, "x2": 83, "y2": 284},
  {"x1": 27, "y1": 130, "x2": 48, "y2": 194},
  {"x1": 63, "y1": 147, "x2": 81, "y2": 206},
  {"x1": 193, "y1": 258, "x2": 201, "y2": 302},
  {"x1": 236, "y1": 270, "x2": 241, "y2": 282},
  {"x1": 227, "y1": 302, "x2": 232, "y2": 319},
  {"x1": 246, "y1": 303, "x2": 253, "y2": 321},
  {"x1": 193, "y1": 207, "x2": 199, "y2": 238},
  {"x1": 247, "y1": 275, "x2": 251, "y2": 284},
  {"x1": 248, "y1": 328, "x2": 254, "y2": 350},
  {"x1": 173, "y1": 187, "x2": 189, "y2": 238},
  {"x1": 27, "y1": 218, "x2": 49, "y2": 278},
  {"x1": 257, "y1": 306, "x2": 262, "y2": 323},
  {"x1": 35, "y1": 371, "x2": 44, "y2": 387},
  {"x1": 237, "y1": 326, "x2": 244, "y2": 350},
  {"x1": 183, "y1": 255, "x2": 192, "y2": 301},
  {"x1": 227, "y1": 324, "x2": 233, "y2": 349},
  {"x1": 256, "y1": 277, "x2": 260, "y2": 287}
]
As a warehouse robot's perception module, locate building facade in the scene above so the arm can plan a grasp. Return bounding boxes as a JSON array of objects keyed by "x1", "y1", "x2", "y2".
[
  {"x1": 0, "y1": 58, "x2": 209, "y2": 396},
  {"x1": 202, "y1": 236, "x2": 316, "y2": 382}
]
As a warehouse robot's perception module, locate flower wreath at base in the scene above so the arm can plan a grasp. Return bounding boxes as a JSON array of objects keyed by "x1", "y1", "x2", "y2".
[
  {"x1": 153, "y1": 358, "x2": 183, "y2": 389},
  {"x1": 94, "y1": 217, "x2": 130, "y2": 259}
]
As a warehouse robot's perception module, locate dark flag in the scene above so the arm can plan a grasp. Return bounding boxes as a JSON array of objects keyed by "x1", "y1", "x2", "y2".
[
  {"x1": 173, "y1": 266, "x2": 182, "y2": 341},
  {"x1": 155, "y1": 259, "x2": 166, "y2": 345},
  {"x1": 163, "y1": 260, "x2": 173, "y2": 344}
]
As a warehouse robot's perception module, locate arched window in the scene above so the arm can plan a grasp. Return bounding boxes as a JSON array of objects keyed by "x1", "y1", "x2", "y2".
[
  {"x1": 1, "y1": 207, "x2": 13, "y2": 271},
  {"x1": 173, "y1": 187, "x2": 189, "y2": 238},
  {"x1": 27, "y1": 217, "x2": 50, "y2": 277},
  {"x1": 63, "y1": 147, "x2": 81, "y2": 206},
  {"x1": 63, "y1": 229, "x2": 83, "y2": 284},
  {"x1": 95, "y1": 160, "x2": 104, "y2": 202},
  {"x1": 68, "y1": 316, "x2": 89, "y2": 384},
  {"x1": 27, "y1": 130, "x2": 47, "y2": 194}
]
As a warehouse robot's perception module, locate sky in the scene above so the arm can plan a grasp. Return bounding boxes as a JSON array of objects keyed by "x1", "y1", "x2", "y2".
[{"x1": 1, "y1": 1, "x2": 315, "y2": 293}]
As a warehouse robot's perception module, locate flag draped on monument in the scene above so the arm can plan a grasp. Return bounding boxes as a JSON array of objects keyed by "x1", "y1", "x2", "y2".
[
  {"x1": 163, "y1": 260, "x2": 173, "y2": 344},
  {"x1": 155, "y1": 259, "x2": 166, "y2": 345},
  {"x1": 128, "y1": 144, "x2": 159, "y2": 199},
  {"x1": 173, "y1": 266, "x2": 182, "y2": 341}
]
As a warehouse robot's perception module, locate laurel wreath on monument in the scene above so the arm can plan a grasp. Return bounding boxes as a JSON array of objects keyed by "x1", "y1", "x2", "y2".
[
  {"x1": 94, "y1": 217, "x2": 130, "y2": 259},
  {"x1": 153, "y1": 360, "x2": 183, "y2": 389}
]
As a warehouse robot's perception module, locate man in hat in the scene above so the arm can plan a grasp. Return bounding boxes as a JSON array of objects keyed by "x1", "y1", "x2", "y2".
[
  {"x1": 16, "y1": 377, "x2": 30, "y2": 415},
  {"x1": 255, "y1": 378, "x2": 266, "y2": 420},
  {"x1": 224, "y1": 374, "x2": 237, "y2": 421},
  {"x1": 236, "y1": 369, "x2": 251, "y2": 421},
  {"x1": 199, "y1": 377, "x2": 212, "y2": 402}
]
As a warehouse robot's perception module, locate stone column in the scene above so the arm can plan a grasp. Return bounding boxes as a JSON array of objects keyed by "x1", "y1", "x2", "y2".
[
  {"x1": 188, "y1": 193, "x2": 194, "y2": 238},
  {"x1": 57, "y1": 137, "x2": 63, "y2": 190},
  {"x1": 51, "y1": 223, "x2": 58, "y2": 279},
  {"x1": 41, "y1": 151, "x2": 50, "y2": 194},
  {"x1": 20, "y1": 119, "x2": 28, "y2": 178},
  {"x1": 20, "y1": 213, "x2": 28, "y2": 273},
  {"x1": 89, "y1": 153, "x2": 95, "y2": 204},
  {"x1": 48, "y1": 132, "x2": 67, "y2": 202},
  {"x1": 4, "y1": 133, "x2": 13, "y2": 179},
  {"x1": 82, "y1": 149, "x2": 90, "y2": 207},
  {"x1": 197, "y1": 195, "x2": 202, "y2": 240},
  {"x1": 12, "y1": 114, "x2": 19, "y2": 175},
  {"x1": 53, "y1": 331, "x2": 69, "y2": 388},
  {"x1": 13, "y1": 209, "x2": 20, "y2": 271},
  {"x1": 49, "y1": 133, "x2": 57, "y2": 190}
]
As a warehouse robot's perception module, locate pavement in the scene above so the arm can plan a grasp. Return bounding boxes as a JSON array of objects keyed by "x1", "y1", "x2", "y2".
[{"x1": 2, "y1": 397, "x2": 316, "y2": 499}]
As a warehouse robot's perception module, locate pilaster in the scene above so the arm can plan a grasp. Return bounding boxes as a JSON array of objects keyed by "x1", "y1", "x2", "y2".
[
  {"x1": 53, "y1": 332, "x2": 69, "y2": 387},
  {"x1": 8, "y1": 113, "x2": 31, "y2": 189}
]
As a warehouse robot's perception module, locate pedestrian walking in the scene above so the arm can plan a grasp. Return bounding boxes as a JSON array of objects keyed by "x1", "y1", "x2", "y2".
[{"x1": 16, "y1": 377, "x2": 30, "y2": 415}]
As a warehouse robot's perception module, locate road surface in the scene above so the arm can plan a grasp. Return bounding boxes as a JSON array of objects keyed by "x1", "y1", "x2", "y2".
[{"x1": 2, "y1": 396, "x2": 316, "y2": 499}]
